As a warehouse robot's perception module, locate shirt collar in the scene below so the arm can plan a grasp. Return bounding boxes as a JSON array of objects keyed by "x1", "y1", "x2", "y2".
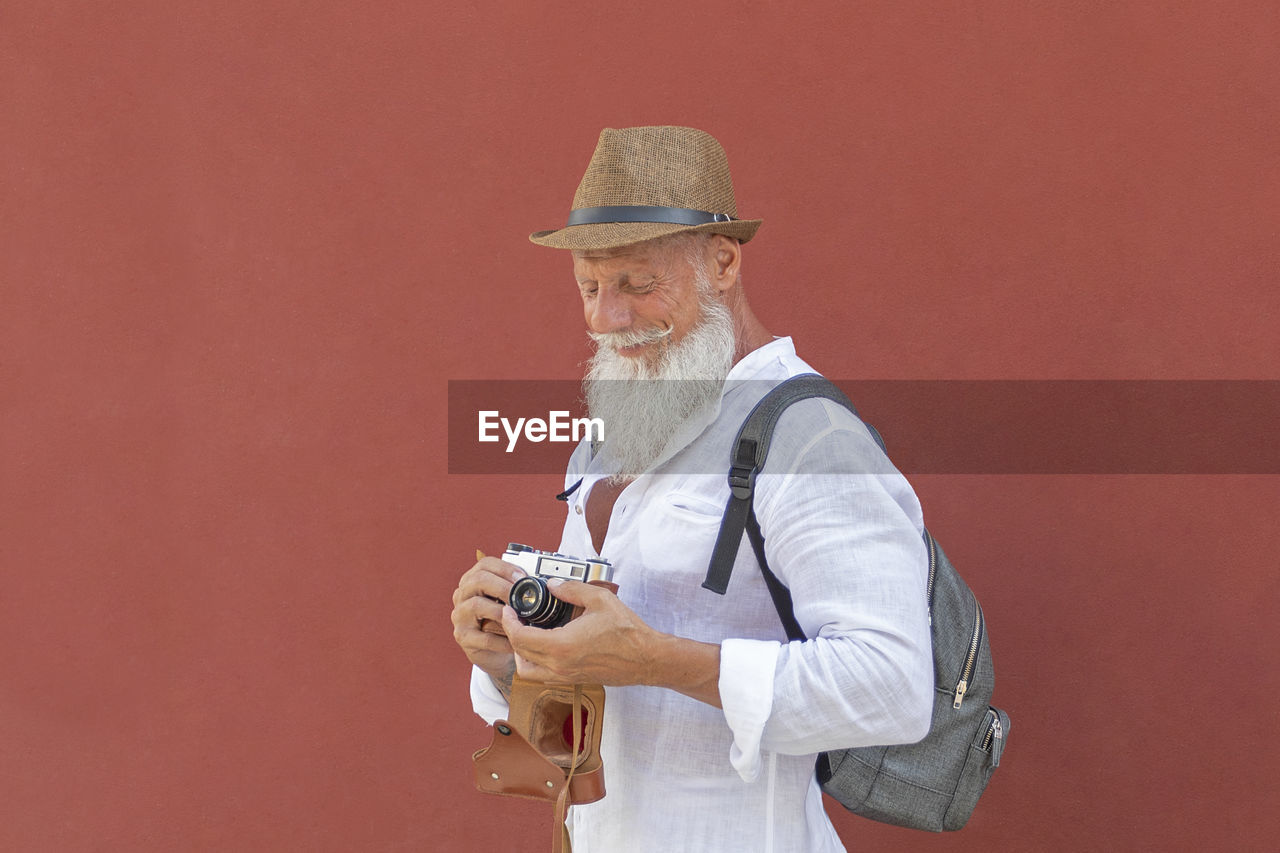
[{"x1": 724, "y1": 336, "x2": 796, "y2": 383}]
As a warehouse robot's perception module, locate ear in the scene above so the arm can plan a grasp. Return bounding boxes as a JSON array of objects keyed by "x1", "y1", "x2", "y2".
[{"x1": 709, "y1": 234, "x2": 742, "y2": 294}]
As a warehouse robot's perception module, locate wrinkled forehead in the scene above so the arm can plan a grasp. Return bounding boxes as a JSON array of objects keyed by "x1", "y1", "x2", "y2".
[
  {"x1": 572, "y1": 241, "x2": 657, "y2": 263},
  {"x1": 571, "y1": 243, "x2": 678, "y2": 280}
]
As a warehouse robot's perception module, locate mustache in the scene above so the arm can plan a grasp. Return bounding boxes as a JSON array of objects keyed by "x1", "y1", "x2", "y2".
[{"x1": 587, "y1": 324, "x2": 674, "y2": 351}]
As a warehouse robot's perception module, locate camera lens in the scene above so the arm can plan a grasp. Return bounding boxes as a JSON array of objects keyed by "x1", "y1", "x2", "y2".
[
  {"x1": 513, "y1": 582, "x2": 542, "y2": 611},
  {"x1": 509, "y1": 576, "x2": 572, "y2": 629}
]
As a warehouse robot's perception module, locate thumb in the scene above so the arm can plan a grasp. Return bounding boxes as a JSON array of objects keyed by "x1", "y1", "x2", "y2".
[
  {"x1": 500, "y1": 604, "x2": 530, "y2": 641},
  {"x1": 546, "y1": 577, "x2": 598, "y2": 606}
]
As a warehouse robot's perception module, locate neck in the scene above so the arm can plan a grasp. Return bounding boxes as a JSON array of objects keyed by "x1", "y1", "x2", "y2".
[{"x1": 726, "y1": 288, "x2": 774, "y2": 364}]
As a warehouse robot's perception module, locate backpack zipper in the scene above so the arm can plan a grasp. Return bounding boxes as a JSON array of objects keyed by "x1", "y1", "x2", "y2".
[
  {"x1": 953, "y1": 600, "x2": 984, "y2": 709},
  {"x1": 925, "y1": 532, "x2": 938, "y2": 626},
  {"x1": 980, "y1": 709, "x2": 1003, "y2": 751}
]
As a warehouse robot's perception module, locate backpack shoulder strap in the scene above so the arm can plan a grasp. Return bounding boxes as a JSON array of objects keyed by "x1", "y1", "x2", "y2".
[{"x1": 702, "y1": 374, "x2": 882, "y2": 603}]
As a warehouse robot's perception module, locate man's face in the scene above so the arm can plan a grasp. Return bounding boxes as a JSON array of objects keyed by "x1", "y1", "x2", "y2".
[
  {"x1": 573, "y1": 240, "x2": 707, "y2": 369},
  {"x1": 578, "y1": 236, "x2": 737, "y2": 481}
]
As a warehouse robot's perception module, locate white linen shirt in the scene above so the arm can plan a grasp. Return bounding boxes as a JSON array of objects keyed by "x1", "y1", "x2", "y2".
[{"x1": 471, "y1": 338, "x2": 934, "y2": 853}]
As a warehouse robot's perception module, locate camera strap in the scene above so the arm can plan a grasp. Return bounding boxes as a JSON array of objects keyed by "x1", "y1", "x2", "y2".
[{"x1": 552, "y1": 684, "x2": 584, "y2": 853}]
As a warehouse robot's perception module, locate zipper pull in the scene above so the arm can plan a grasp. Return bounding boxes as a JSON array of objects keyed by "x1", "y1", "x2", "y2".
[
  {"x1": 953, "y1": 679, "x2": 968, "y2": 710},
  {"x1": 990, "y1": 713, "x2": 1006, "y2": 767}
]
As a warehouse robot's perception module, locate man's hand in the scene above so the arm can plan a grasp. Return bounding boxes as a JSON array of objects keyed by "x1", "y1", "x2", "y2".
[
  {"x1": 450, "y1": 555, "x2": 526, "y2": 696},
  {"x1": 500, "y1": 579, "x2": 723, "y2": 708}
]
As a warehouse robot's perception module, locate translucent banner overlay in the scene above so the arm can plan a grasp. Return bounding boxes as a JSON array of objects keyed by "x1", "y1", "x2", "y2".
[{"x1": 448, "y1": 380, "x2": 1280, "y2": 474}]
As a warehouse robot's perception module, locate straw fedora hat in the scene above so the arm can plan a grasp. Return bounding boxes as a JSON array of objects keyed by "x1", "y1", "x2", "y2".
[{"x1": 529, "y1": 126, "x2": 762, "y2": 251}]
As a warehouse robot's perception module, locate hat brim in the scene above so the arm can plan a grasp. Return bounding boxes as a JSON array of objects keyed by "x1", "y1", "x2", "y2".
[{"x1": 529, "y1": 218, "x2": 762, "y2": 251}]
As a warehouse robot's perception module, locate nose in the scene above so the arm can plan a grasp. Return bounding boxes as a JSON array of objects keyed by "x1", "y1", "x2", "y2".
[{"x1": 585, "y1": 287, "x2": 633, "y2": 335}]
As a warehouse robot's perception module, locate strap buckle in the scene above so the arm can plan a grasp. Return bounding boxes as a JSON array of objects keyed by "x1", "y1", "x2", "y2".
[{"x1": 728, "y1": 464, "x2": 757, "y2": 499}]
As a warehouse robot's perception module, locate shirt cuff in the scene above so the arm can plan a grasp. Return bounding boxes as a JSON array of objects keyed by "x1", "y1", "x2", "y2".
[
  {"x1": 469, "y1": 666, "x2": 511, "y2": 725},
  {"x1": 718, "y1": 638, "x2": 782, "y2": 782}
]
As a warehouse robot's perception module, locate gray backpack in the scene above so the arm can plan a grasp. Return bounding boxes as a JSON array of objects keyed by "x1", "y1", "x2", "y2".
[{"x1": 702, "y1": 374, "x2": 1009, "y2": 832}]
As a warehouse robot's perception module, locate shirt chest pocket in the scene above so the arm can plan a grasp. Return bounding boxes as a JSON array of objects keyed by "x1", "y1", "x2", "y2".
[
  {"x1": 632, "y1": 489, "x2": 739, "y2": 638},
  {"x1": 661, "y1": 490, "x2": 727, "y2": 523},
  {"x1": 635, "y1": 490, "x2": 726, "y2": 582}
]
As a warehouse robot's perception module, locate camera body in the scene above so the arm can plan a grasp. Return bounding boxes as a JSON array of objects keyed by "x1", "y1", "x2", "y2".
[{"x1": 503, "y1": 543, "x2": 613, "y2": 629}]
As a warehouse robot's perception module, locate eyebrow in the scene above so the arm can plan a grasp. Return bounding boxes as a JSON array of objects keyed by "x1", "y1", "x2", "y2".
[{"x1": 576, "y1": 271, "x2": 637, "y2": 286}]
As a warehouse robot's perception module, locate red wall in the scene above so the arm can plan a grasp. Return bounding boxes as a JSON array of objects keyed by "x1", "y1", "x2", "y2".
[{"x1": 3, "y1": 2, "x2": 1277, "y2": 850}]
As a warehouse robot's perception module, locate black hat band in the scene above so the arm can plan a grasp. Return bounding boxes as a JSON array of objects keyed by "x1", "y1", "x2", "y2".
[{"x1": 565, "y1": 205, "x2": 734, "y2": 227}]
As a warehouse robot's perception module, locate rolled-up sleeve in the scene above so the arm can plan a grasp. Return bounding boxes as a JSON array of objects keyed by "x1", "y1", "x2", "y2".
[
  {"x1": 469, "y1": 666, "x2": 510, "y2": 725},
  {"x1": 717, "y1": 638, "x2": 782, "y2": 780}
]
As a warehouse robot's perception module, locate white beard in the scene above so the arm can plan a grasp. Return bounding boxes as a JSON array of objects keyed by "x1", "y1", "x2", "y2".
[{"x1": 584, "y1": 295, "x2": 736, "y2": 482}]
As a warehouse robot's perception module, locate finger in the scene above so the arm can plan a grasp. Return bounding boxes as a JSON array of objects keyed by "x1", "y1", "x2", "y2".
[
  {"x1": 453, "y1": 609, "x2": 514, "y2": 654},
  {"x1": 472, "y1": 596, "x2": 507, "y2": 624},
  {"x1": 500, "y1": 605, "x2": 555, "y2": 656},
  {"x1": 479, "y1": 556, "x2": 527, "y2": 583},
  {"x1": 503, "y1": 606, "x2": 579, "y2": 674},
  {"x1": 457, "y1": 557, "x2": 526, "y2": 591},
  {"x1": 514, "y1": 654, "x2": 561, "y2": 683},
  {"x1": 450, "y1": 596, "x2": 506, "y2": 633},
  {"x1": 467, "y1": 631, "x2": 514, "y2": 656},
  {"x1": 542, "y1": 578, "x2": 601, "y2": 607},
  {"x1": 455, "y1": 560, "x2": 526, "y2": 605},
  {"x1": 499, "y1": 604, "x2": 527, "y2": 641}
]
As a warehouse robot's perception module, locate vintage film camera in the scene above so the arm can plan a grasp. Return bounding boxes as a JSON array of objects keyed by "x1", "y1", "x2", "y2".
[{"x1": 503, "y1": 543, "x2": 613, "y2": 629}]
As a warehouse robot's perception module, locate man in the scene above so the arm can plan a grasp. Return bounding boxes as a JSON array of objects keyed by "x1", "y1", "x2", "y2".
[{"x1": 451, "y1": 126, "x2": 933, "y2": 852}]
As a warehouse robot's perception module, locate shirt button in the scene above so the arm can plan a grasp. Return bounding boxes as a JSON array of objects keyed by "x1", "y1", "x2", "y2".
[{"x1": 575, "y1": 504, "x2": 583, "y2": 515}]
